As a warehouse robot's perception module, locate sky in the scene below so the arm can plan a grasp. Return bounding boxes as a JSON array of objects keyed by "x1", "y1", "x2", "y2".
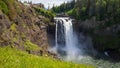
[{"x1": 20, "y1": 0, "x2": 72, "y2": 8}]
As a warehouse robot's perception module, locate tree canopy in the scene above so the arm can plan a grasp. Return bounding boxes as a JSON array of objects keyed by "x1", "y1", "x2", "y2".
[{"x1": 52, "y1": 0, "x2": 120, "y2": 26}]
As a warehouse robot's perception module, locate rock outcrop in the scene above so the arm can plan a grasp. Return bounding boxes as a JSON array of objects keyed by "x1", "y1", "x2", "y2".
[{"x1": 0, "y1": 0, "x2": 49, "y2": 55}]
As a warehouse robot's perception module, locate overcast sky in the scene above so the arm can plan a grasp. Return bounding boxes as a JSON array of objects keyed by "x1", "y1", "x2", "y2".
[{"x1": 20, "y1": 0, "x2": 72, "y2": 8}]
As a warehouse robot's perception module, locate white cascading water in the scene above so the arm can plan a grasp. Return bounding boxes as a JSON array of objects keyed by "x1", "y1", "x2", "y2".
[
  {"x1": 49, "y1": 17, "x2": 96, "y2": 62},
  {"x1": 53, "y1": 17, "x2": 84, "y2": 61},
  {"x1": 62, "y1": 19, "x2": 81, "y2": 61}
]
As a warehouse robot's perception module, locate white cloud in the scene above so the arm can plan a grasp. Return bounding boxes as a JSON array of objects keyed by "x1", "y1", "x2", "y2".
[{"x1": 20, "y1": 0, "x2": 72, "y2": 8}]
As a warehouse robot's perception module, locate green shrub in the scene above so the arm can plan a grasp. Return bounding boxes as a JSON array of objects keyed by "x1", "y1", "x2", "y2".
[
  {"x1": 10, "y1": 23, "x2": 17, "y2": 31},
  {"x1": 0, "y1": 0, "x2": 9, "y2": 14},
  {"x1": 34, "y1": 7, "x2": 55, "y2": 21},
  {"x1": 3, "y1": 0, "x2": 17, "y2": 20},
  {"x1": 24, "y1": 40, "x2": 41, "y2": 51},
  {"x1": 44, "y1": 18, "x2": 50, "y2": 24}
]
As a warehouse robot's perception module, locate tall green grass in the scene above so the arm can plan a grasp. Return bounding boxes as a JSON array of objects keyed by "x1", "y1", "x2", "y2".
[{"x1": 0, "y1": 46, "x2": 95, "y2": 68}]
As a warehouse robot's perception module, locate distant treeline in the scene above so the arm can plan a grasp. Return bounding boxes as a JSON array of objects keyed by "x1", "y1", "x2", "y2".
[
  {"x1": 52, "y1": 0, "x2": 120, "y2": 26},
  {"x1": 51, "y1": 0, "x2": 75, "y2": 13}
]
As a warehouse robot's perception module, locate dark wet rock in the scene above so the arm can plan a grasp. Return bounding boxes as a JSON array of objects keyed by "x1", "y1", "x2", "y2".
[
  {"x1": 47, "y1": 23, "x2": 56, "y2": 35},
  {"x1": 104, "y1": 49, "x2": 120, "y2": 61}
]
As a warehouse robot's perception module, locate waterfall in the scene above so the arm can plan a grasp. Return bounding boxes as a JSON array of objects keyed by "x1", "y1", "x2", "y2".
[
  {"x1": 54, "y1": 17, "x2": 82, "y2": 61},
  {"x1": 49, "y1": 17, "x2": 96, "y2": 62},
  {"x1": 62, "y1": 19, "x2": 81, "y2": 61}
]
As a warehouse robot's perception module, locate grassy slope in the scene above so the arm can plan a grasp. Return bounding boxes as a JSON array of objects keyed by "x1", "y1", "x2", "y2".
[{"x1": 0, "y1": 47, "x2": 95, "y2": 68}]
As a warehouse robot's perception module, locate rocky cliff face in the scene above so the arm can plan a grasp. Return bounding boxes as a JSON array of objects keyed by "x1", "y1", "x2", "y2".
[{"x1": 0, "y1": 1, "x2": 49, "y2": 55}]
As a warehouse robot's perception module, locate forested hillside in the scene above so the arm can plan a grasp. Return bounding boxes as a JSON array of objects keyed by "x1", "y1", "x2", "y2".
[{"x1": 70, "y1": 0, "x2": 120, "y2": 26}]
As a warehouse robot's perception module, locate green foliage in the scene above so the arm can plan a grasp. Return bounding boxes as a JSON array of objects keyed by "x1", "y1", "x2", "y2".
[
  {"x1": 34, "y1": 7, "x2": 55, "y2": 21},
  {"x1": 24, "y1": 40, "x2": 41, "y2": 51},
  {"x1": 0, "y1": 47, "x2": 95, "y2": 68},
  {"x1": 67, "y1": 7, "x2": 81, "y2": 20},
  {"x1": 43, "y1": 18, "x2": 50, "y2": 24},
  {"x1": 0, "y1": 0, "x2": 9, "y2": 14},
  {"x1": 3, "y1": 0, "x2": 17, "y2": 20},
  {"x1": 51, "y1": 0, "x2": 75, "y2": 13},
  {"x1": 10, "y1": 23, "x2": 17, "y2": 31}
]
